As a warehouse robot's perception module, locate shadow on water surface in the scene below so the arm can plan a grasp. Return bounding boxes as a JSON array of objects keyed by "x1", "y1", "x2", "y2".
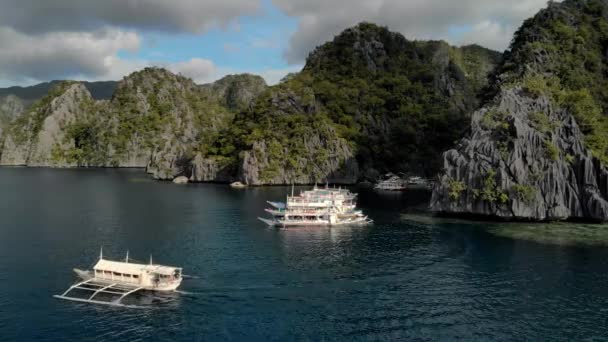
[{"x1": 402, "y1": 213, "x2": 608, "y2": 247}]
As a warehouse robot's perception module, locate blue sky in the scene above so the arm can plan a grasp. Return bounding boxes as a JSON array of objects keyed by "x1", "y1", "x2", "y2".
[
  {"x1": 121, "y1": 0, "x2": 298, "y2": 75},
  {"x1": 0, "y1": 0, "x2": 549, "y2": 87}
]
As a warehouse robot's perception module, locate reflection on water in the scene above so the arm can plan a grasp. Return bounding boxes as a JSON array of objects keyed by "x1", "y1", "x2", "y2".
[
  {"x1": 277, "y1": 225, "x2": 366, "y2": 245},
  {"x1": 403, "y1": 214, "x2": 608, "y2": 247}
]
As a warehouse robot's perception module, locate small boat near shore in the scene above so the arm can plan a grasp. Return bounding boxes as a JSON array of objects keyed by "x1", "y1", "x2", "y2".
[
  {"x1": 54, "y1": 249, "x2": 183, "y2": 307},
  {"x1": 374, "y1": 174, "x2": 407, "y2": 191},
  {"x1": 230, "y1": 181, "x2": 247, "y2": 188},
  {"x1": 374, "y1": 174, "x2": 432, "y2": 191}
]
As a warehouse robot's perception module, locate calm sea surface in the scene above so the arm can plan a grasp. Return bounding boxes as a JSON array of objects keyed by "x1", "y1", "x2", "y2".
[{"x1": 1, "y1": 168, "x2": 608, "y2": 341}]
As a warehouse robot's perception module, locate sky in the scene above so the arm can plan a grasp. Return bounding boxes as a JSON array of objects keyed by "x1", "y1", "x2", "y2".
[{"x1": 0, "y1": 0, "x2": 550, "y2": 87}]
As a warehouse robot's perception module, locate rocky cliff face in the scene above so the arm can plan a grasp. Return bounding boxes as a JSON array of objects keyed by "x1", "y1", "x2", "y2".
[
  {"x1": 431, "y1": 0, "x2": 608, "y2": 221},
  {"x1": 201, "y1": 74, "x2": 267, "y2": 112},
  {"x1": 431, "y1": 87, "x2": 608, "y2": 221},
  {"x1": 0, "y1": 82, "x2": 90, "y2": 167},
  {"x1": 226, "y1": 83, "x2": 358, "y2": 185},
  {"x1": 0, "y1": 95, "x2": 25, "y2": 137},
  {"x1": 239, "y1": 140, "x2": 358, "y2": 185},
  {"x1": 0, "y1": 69, "x2": 236, "y2": 176},
  {"x1": 109, "y1": 68, "x2": 233, "y2": 176},
  {"x1": 0, "y1": 95, "x2": 24, "y2": 121},
  {"x1": 218, "y1": 23, "x2": 502, "y2": 185},
  {"x1": 28, "y1": 84, "x2": 92, "y2": 167}
]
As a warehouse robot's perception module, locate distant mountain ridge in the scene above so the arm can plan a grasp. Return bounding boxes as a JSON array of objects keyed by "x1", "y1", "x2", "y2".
[{"x1": 0, "y1": 80, "x2": 117, "y2": 101}]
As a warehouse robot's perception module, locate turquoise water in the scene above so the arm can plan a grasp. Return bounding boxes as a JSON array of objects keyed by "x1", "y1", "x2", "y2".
[{"x1": 1, "y1": 168, "x2": 608, "y2": 341}]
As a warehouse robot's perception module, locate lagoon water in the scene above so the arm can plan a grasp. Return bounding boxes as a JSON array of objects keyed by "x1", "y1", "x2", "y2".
[{"x1": 1, "y1": 168, "x2": 608, "y2": 341}]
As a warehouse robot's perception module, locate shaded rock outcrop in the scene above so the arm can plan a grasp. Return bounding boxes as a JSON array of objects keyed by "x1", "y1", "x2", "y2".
[
  {"x1": 0, "y1": 83, "x2": 91, "y2": 167},
  {"x1": 28, "y1": 84, "x2": 92, "y2": 166},
  {"x1": 239, "y1": 133, "x2": 358, "y2": 185},
  {"x1": 0, "y1": 95, "x2": 25, "y2": 122},
  {"x1": 189, "y1": 154, "x2": 234, "y2": 182},
  {"x1": 0, "y1": 95, "x2": 25, "y2": 139},
  {"x1": 431, "y1": 88, "x2": 608, "y2": 221}
]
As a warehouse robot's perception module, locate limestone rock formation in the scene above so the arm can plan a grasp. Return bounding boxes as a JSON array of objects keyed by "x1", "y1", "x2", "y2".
[
  {"x1": 201, "y1": 74, "x2": 267, "y2": 112},
  {"x1": 0, "y1": 95, "x2": 25, "y2": 138},
  {"x1": 189, "y1": 154, "x2": 233, "y2": 183},
  {"x1": 232, "y1": 22, "x2": 502, "y2": 182},
  {"x1": 431, "y1": 0, "x2": 608, "y2": 221},
  {"x1": 431, "y1": 88, "x2": 608, "y2": 221},
  {"x1": 0, "y1": 23, "x2": 503, "y2": 186},
  {"x1": 239, "y1": 135, "x2": 358, "y2": 185},
  {"x1": 0, "y1": 82, "x2": 91, "y2": 167},
  {"x1": 0, "y1": 69, "x2": 236, "y2": 173}
]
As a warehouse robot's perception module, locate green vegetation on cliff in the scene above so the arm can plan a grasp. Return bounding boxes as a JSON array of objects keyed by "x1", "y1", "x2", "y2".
[
  {"x1": 214, "y1": 23, "x2": 502, "y2": 181},
  {"x1": 49, "y1": 68, "x2": 235, "y2": 168},
  {"x1": 501, "y1": 0, "x2": 608, "y2": 163},
  {"x1": 9, "y1": 81, "x2": 75, "y2": 145}
]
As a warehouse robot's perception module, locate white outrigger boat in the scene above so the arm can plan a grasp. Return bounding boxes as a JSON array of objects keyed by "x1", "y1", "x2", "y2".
[
  {"x1": 259, "y1": 184, "x2": 372, "y2": 227},
  {"x1": 54, "y1": 249, "x2": 183, "y2": 307}
]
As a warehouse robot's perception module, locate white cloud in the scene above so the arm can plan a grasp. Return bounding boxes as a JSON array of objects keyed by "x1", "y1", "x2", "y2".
[
  {"x1": 0, "y1": 0, "x2": 263, "y2": 86},
  {"x1": 201, "y1": 65, "x2": 303, "y2": 86},
  {"x1": 458, "y1": 21, "x2": 516, "y2": 51},
  {"x1": 0, "y1": 0, "x2": 552, "y2": 87},
  {"x1": 0, "y1": 0, "x2": 261, "y2": 35},
  {"x1": 256, "y1": 65, "x2": 303, "y2": 85},
  {"x1": 0, "y1": 27, "x2": 140, "y2": 83},
  {"x1": 168, "y1": 58, "x2": 217, "y2": 84},
  {"x1": 272, "y1": 0, "x2": 548, "y2": 63}
]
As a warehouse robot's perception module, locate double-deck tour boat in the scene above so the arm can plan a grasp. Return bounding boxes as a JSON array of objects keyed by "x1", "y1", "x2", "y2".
[
  {"x1": 259, "y1": 184, "x2": 372, "y2": 227},
  {"x1": 54, "y1": 249, "x2": 183, "y2": 307},
  {"x1": 374, "y1": 174, "x2": 407, "y2": 191}
]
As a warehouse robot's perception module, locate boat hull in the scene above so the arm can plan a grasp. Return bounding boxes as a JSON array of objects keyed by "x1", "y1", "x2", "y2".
[{"x1": 258, "y1": 216, "x2": 372, "y2": 227}]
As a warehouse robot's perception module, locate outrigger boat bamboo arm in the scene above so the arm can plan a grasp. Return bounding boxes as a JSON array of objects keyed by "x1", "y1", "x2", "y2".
[
  {"x1": 88, "y1": 282, "x2": 118, "y2": 300},
  {"x1": 54, "y1": 278, "x2": 146, "y2": 307}
]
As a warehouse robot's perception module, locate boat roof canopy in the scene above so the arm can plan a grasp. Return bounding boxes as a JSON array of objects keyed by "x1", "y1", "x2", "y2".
[{"x1": 94, "y1": 259, "x2": 180, "y2": 276}]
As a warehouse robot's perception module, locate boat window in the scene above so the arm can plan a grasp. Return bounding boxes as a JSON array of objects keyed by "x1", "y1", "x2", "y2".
[
  {"x1": 133, "y1": 275, "x2": 139, "y2": 279},
  {"x1": 113, "y1": 272, "x2": 121, "y2": 276}
]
